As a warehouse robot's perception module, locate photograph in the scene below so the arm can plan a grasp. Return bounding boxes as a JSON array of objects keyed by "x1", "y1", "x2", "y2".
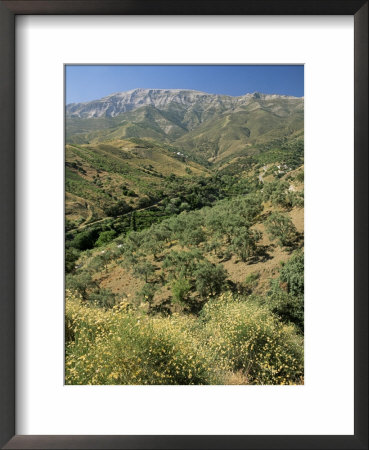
[
  {"x1": 1, "y1": 1, "x2": 366, "y2": 446},
  {"x1": 65, "y1": 64, "x2": 304, "y2": 386}
]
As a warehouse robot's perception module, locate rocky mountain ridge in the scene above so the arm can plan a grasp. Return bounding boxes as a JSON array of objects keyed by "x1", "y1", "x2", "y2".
[{"x1": 66, "y1": 88, "x2": 303, "y2": 119}]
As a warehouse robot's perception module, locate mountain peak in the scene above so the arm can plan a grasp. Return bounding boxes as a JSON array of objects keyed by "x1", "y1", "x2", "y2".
[{"x1": 66, "y1": 88, "x2": 302, "y2": 119}]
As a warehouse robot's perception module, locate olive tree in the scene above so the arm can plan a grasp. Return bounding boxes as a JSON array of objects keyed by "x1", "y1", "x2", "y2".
[
  {"x1": 132, "y1": 260, "x2": 156, "y2": 283},
  {"x1": 65, "y1": 271, "x2": 96, "y2": 301},
  {"x1": 265, "y1": 212, "x2": 297, "y2": 247},
  {"x1": 194, "y1": 261, "x2": 228, "y2": 298},
  {"x1": 231, "y1": 227, "x2": 261, "y2": 262}
]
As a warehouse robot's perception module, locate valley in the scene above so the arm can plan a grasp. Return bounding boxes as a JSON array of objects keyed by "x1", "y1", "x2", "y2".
[{"x1": 65, "y1": 88, "x2": 304, "y2": 385}]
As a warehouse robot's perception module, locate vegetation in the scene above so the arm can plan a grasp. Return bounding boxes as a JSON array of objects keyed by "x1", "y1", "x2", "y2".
[
  {"x1": 66, "y1": 292, "x2": 303, "y2": 385},
  {"x1": 65, "y1": 88, "x2": 304, "y2": 385},
  {"x1": 265, "y1": 212, "x2": 297, "y2": 247}
]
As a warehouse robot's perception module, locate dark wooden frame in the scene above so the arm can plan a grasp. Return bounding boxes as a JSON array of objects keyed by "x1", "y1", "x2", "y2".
[{"x1": 0, "y1": 1, "x2": 367, "y2": 449}]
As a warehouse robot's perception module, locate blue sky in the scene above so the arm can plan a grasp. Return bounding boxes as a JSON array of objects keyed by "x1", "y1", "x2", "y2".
[{"x1": 65, "y1": 65, "x2": 304, "y2": 104}]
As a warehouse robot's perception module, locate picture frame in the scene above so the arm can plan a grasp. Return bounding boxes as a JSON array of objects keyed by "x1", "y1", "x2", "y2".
[{"x1": 0, "y1": 1, "x2": 367, "y2": 449}]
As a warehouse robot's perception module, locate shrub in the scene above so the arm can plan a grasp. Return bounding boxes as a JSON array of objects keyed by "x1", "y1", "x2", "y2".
[
  {"x1": 295, "y1": 170, "x2": 304, "y2": 183},
  {"x1": 200, "y1": 294, "x2": 304, "y2": 384},
  {"x1": 242, "y1": 272, "x2": 260, "y2": 294},
  {"x1": 70, "y1": 228, "x2": 99, "y2": 251},
  {"x1": 65, "y1": 295, "x2": 213, "y2": 385},
  {"x1": 65, "y1": 293, "x2": 304, "y2": 385},
  {"x1": 136, "y1": 283, "x2": 158, "y2": 305},
  {"x1": 104, "y1": 199, "x2": 132, "y2": 217},
  {"x1": 267, "y1": 251, "x2": 304, "y2": 331},
  {"x1": 65, "y1": 247, "x2": 80, "y2": 273},
  {"x1": 95, "y1": 230, "x2": 117, "y2": 247},
  {"x1": 269, "y1": 291, "x2": 304, "y2": 332},
  {"x1": 89, "y1": 288, "x2": 117, "y2": 309}
]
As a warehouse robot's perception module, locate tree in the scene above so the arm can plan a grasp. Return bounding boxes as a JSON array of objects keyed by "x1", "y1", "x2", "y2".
[
  {"x1": 263, "y1": 181, "x2": 293, "y2": 209},
  {"x1": 70, "y1": 228, "x2": 99, "y2": 251},
  {"x1": 231, "y1": 194, "x2": 263, "y2": 223},
  {"x1": 95, "y1": 230, "x2": 116, "y2": 247},
  {"x1": 169, "y1": 211, "x2": 201, "y2": 238},
  {"x1": 88, "y1": 250, "x2": 113, "y2": 272},
  {"x1": 278, "y1": 250, "x2": 304, "y2": 297},
  {"x1": 194, "y1": 261, "x2": 227, "y2": 298},
  {"x1": 130, "y1": 211, "x2": 137, "y2": 231},
  {"x1": 163, "y1": 250, "x2": 203, "y2": 280},
  {"x1": 104, "y1": 199, "x2": 132, "y2": 217},
  {"x1": 179, "y1": 201, "x2": 191, "y2": 212},
  {"x1": 155, "y1": 221, "x2": 173, "y2": 243},
  {"x1": 99, "y1": 250, "x2": 113, "y2": 272},
  {"x1": 268, "y1": 251, "x2": 304, "y2": 331},
  {"x1": 126, "y1": 231, "x2": 142, "y2": 252},
  {"x1": 132, "y1": 260, "x2": 155, "y2": 283},
  {"x1": 230, "y1": 227, "x2": 261, "y2": 262},
  {"x1": 265, "y1": 212, "x2": 297, "y2": 247},
  {"x1": 137, "y1": 196, "x2": 152, "y2": 208},
  {"x1": 171, "y1": 277, "x2": 191, "y2": 305},
  {"x1": 295, "y1": 170, "x2": 304, "y2": 183},
  {"x1": 206, "y1": 207, "x2": 241, "y2": 244},
  {"x1": 89, "y1": 288, "x2": 117, "y2": 308},
  {"x1": 65, "y1": 271, "x2": 96, "y2": 301},
  {"x1": 179, "y1": 227, "x2": 206, "y2": 248},
  {"x1": 120, "y1": 250, "x2": 142, "y2": 271},
  {"x1": 142, "y1": 229, "x2": 166, "y2": 260},
  {"x1": 270, "y1": 185, "x2": 289, "y2": 208}
]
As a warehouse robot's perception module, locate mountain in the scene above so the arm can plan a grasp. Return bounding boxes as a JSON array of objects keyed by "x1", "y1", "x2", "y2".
[
  {"x1": 66, "y1": 88, "x2": 302, "y2": 121},
  {"x1": 66, "y1": 88, "x2": 235, "y2": 118},
  {"x1": 66, "y1": 89, "x2": 303, "y2": 162},
  {"x1": 65, "y1": 89, "x2": 303, "y2": 226}
]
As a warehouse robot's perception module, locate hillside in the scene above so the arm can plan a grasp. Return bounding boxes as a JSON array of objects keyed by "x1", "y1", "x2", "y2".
[
  {"x1": 66, "y1": 89, "x2": 303, "y2": 227},
  {"x1": 66, "y1": 89, "x2": 303, "y2": 164},
  {"x1": 65, "y1": 138, "x2": 208, "y2": 226},
  {"x1": 65, "y1": 88, "x2": 304, "y2": 386}
]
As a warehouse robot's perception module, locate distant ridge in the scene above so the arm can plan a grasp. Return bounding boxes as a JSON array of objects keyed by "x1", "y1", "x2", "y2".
[{"x1": 66, "y1": 88, "x2": 303, "y2": 119}]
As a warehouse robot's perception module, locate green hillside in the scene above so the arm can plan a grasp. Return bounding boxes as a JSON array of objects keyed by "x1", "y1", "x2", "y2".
[
  {"x1": 66, "y1": 93, "x2": 304, "y2": 164},
  {"x1": 175, "y1": 107, "x2": 303, "y2": 162},
  {"x1": 66, "y1": 138, "x2": 209, "y2": 227}
]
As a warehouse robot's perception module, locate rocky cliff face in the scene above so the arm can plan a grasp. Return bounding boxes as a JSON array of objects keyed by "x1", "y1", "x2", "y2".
[{"x1": 66, "y1": 88, "x2": 303, "y2": 119}]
